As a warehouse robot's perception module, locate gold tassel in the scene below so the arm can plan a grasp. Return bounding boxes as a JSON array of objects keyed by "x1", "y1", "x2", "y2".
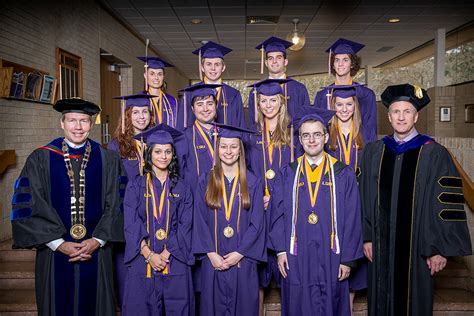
[
  {"x1": 328, "y1": 49, "x2": 332, "y2": 78},
  {"x1": 199, "y1": 49, "x2": 203, "y2": 81},
  {"x1": 413, "y1": 84, "x2": 423, "y2": 99},
  {"x1": 260, "y1": 47, "x2": 265, "y2": 74},
  {"x1": 121, "y1": 99, "x2": 125, "y2": 134},
  {"x1": 253, "y1": 89, "x2": 258, "y2": 123}
]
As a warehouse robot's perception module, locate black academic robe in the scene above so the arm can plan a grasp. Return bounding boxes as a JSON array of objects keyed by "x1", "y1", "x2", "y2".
[
  {"x1": 11, "y1": 138, "x2": 125, "y2": 316},
  {"x1": 360, "y1": 135, "x2": 472, "y2": 316}
]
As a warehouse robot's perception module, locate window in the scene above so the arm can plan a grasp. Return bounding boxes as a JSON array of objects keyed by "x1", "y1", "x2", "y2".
[{"x1": 56, "y1": 48, "x2": 82, "y2": 99}]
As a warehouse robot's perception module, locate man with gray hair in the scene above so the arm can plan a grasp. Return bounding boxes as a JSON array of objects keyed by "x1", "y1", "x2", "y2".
[
  {"x1": 360, "y1": 84, "x2": 472, "y2": 315},
  {"x1": 11, "y1": 98, "x2": 125, "y2": 316}
]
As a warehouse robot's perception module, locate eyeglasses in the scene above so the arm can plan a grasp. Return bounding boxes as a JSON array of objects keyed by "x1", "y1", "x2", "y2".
[{"x1": 300, "y1": 132, "x2": 326, "y2": 141}]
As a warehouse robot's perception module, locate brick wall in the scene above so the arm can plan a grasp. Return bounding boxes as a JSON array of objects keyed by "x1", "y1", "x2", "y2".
[{"x1": 0, "y1": 0, "x2": 188, "y2": 241}]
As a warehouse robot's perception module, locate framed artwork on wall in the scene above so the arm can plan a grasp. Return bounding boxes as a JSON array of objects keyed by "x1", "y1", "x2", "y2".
[{"x1": 440, "y1": 106, "x2": 451, "y2": 122}]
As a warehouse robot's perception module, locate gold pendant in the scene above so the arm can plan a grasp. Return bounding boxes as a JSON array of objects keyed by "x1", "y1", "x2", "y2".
[
  {"x1": 308, "y1": 212, "x2": 318, "y2": 225},
  {"x1": 70, "y1": 224, "x2": 87, "y2": 240},
  {"x1": 155, "y1": 229, "x2": 167, "y2": 240},
  {"x1": 265, "y1": 169, "x2": 275, "y2": 180},
  {"x1": 223, "y1": 226, "x2": 234, "y2": 238}
]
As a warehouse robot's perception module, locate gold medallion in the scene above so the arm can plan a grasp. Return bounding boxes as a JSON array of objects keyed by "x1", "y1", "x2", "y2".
[
  {"x1": 70, "y1": 224, "x2": 87, "y2": 240},
  {"x1": 265, "y1": 169, "x2": 275, "y2": 180},
  {"x1": 223, "y1": 226, "x2": 234, "y2": 238},
  {"x1": 308, "y1": 212, "x2": 318, "y2": 225},
  {"x1": 156, "y1": 229, "x2": 167, "y2": 240}
]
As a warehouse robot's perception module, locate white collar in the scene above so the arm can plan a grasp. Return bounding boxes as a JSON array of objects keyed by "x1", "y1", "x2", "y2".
[
  {"x1": 305, "y1": 155, "x2": 323, "y2": 166},
  {"x1": 64, "y1": 138, "x2": 86, "y2": 149},
  {"x1": 394, "y1": 128, "x2": 419, "y2": 143}
]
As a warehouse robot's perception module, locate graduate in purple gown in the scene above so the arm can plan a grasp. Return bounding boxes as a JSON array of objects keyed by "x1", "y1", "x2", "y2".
[
  {"x1": 245, "y1": 78, "x2": 294, "y2": 311},
  {"x1": 122, "y1": 124, "x2": 194, "y2": 316},
  {"x1": 248, "y1": 36, "x2": 310, "y2": 130},
  {"x1": 109, "y1": 93, "x2": 155, "y2": 179},
  {"x1": 181, "y1": 83, "x2": 221, "y2": 189},
  {"x1": 138, "y1": 56, "x2": 178, "y2": 128},
  {"x1": 177, "y1": 41, "x2": 245, "y2": 129},
  {"x1": 313, "y1": 38, "x2": 377, "y2": 141},
  {"x1": 192, "y1": 124, "x2": 266, "y2": 316},
  {"x1": 324, "y1": 84, "x2": 378, "y2": 311},
  {"x1": 269, "y1": 110, "x2": 363, "y2": 316},
  {"x1": 108, "y1": 93, "x2": 156, "y2": 306}
]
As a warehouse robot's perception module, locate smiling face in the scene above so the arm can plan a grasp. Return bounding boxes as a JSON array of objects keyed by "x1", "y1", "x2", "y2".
[
  {"x1": 151, "y1": 143, "x2": 173, "y2": 172},
  {"x1": 130, "y1": 106, "x2": 151, "y2": 134},
  {"x1": 61, "y1": 112, "x2": 92, "y2": 146},
  {"x1": 265, "y1": 51, "x2": 288, "y2": 76},
  {"x1": 145, "y1": 68, "x2": 164, "y2": 89},
  {"x1": 192, "y1": 95, "x2": 217, "y2": 124},
  {"x1": 218, "y1": 137, "x2": 241, "y2": 167},
  {"x1": 258, "y1": 94, "x2": 281, "y2": 120},
  {"x1": 388, "y1": 101, "x2": 418, "y2": 137},
  {"x1": 299, "y1": 120, "x2": 328, "y2": 159},
  {"x1": 334, "y1": 96, "x2": 355, "y2": 123},
  {"x1": 201, "y1": 58, "x2": 225, "y2": 82},
  {"x1": 333, "y1": 53, "x2": 352, "y2": 78}
]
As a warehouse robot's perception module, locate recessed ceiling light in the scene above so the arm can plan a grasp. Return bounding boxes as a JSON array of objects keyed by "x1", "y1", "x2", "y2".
[
  {"x1": 388, "y1": 18, "x2": 400, "y2": 23},
  {"x1": 191, "y1": 19, "x2": 202, "y2": 24}
]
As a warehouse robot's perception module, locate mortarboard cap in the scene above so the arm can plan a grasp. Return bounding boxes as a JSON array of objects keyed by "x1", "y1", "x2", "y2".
[
  {"x1": 248, "y1": 78, "x2": 291, "y2": 96},
  {"x1": 192, "y1": 41, "x2": 232, "y2": 59},
  {"x1": 322, "y1": 83, "x2": 364, "y2": 100},
  {"x1": 134, "y1": 123, "x2": 184, "y2": 147},
  {"x1": 213, "y1": 122, "x2": 255, "y2": 140},
  {"x1": 255, "y1": 36, "x2": 293, "y2": 74},
  {"x1": 326, "y1": 38, "x2": 365, "y2": 55},
  {"x1": 381, "y1": 83, "x2": 430, "y2": 111},
  {"x1": 179, "y1": 82, "x2": 221, "y2": 101},
  {"x1": 113, "y1": 93, "x2": 157, "y2": 108},
  {"x1": 137, "y1": 56, "x2": 174, "y2": 69},
  {"x1": 292, "y1": 106, "x2": 337, "y2": 130},
  {"x1": 54, "y1": 98, "x2": 101, "y2": 115}
]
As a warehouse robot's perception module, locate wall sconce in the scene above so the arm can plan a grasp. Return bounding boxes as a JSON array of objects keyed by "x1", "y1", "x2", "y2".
[{"x1": 286, "y1": 18, "x2": 306, "y2": 51}]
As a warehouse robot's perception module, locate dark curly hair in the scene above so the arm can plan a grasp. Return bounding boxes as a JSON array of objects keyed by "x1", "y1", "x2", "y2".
[
  {"x1": 143, "y1": 144, "x2": 180, "y2": 191},
  {"x1": 330, "y1": 53, "x2": 361, "y2": 77}
]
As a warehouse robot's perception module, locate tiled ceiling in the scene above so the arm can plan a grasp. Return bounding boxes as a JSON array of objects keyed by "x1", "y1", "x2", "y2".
[{"x1": 100, "y1": 0, "x2": 474, "y2": 80}]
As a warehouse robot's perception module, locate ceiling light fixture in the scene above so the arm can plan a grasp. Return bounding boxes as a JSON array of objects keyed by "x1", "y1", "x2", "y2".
[
  {"x1": 388, "y1": 18, "x2": 400, "y2": 23},
  {"x1": 191, "y1": 18, "x2": 202, "y2": 24},
  {"x1": 286, "y1": 18, "x2": 306, "y2": 51}
]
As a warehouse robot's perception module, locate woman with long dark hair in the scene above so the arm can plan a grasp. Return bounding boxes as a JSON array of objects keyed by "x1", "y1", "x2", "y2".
[
  {"x1": 122, "y1": 124, "x2": 194, "y2": 315},
  {"x1": 108, "y1": 94, "x2": 155, "y2": 179},
  {"x1": 192, "y1": 124, "x2": 266, "y2": 315}
]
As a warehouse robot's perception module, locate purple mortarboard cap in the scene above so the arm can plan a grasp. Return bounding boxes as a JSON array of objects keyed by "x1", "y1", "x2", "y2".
[
  {"x1": 113, "y1": 93, "x2": 157, "y2": 108},
  {"x1": 134, "y1": 123, "x2": 184, "y2": 146},
  {"x1": 326, "y1": 38, "x2": 365, "y2": 55},
  {"x1": 292, "y1": 106, "x2": 337, "y2": 130},
  {"x1": 213, "y1": 123, "x2": 255, "y2": 140},
  {"x1": 322, "y1": 83, "x2": 364, "y2": 100},
  {"x1": 248, "y1": 78, "x2": 291, "y2": 96},
  {"x1": 192, "y1": 41, "x2": 232, "y2": 59},
  {"x1": 137, "y1": 56, "x2": 174, "y2": 69},
  {"x1": 255, "y1": 36, "x2": 293, "y2": 53},
  {"x1": 179, "y1": 82, "x2": 221, "y2": 100}
]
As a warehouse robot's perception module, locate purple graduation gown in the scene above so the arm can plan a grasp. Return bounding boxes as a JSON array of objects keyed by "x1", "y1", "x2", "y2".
[
  {"x1": 269, "y1": 158, "x2": 363, "y2": 315},
  {"x1": 314, "y1": 82, "x2": 377, "y2": 142},
  {"x1": 177, "y1": 83, "x2": 246, "y2": 130},
  {"x1": 247, "y1": 78, "x2": 310, "y2": 130},
  {"x1": 246, "y1": 133, "x2": 292, "y2": 288},
  {"x1": 108, "y1": 139, "x2": 141, "y2": 180},
  {"x1": 122, "y1": 176, "x2": 194, "y2": 316},
  {"x1": 148, "y1": 91, "x2": 179, "y2": 128},
  {"x1": 192, "y1": 171, "x2": 266, "y2": 316}
]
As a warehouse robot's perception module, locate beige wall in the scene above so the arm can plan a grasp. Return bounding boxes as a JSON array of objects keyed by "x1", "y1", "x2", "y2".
[{"x1": 0, "y1": 0, "x2": 188, "y2": 241}]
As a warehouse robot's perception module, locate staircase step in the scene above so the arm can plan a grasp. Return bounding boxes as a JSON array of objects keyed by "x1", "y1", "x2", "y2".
[
  {"x1": 0, "y1": 278, "x2": 35, "y2": 290},
  {"x1": 0, "y1": 289, "x2": 36, "y2": 313},
  {"x1": 0, "y1": 249, "x2": 36, "y2": 262},
  {"x1": 434, "y1": 260, "x2": 470, "y2": 290},
  {"x1": 263, "y1": 288, "x2": 474, "y2": 315},
  {"x1": 0, "y1": 262, "x2": 35, "y2": 279}
]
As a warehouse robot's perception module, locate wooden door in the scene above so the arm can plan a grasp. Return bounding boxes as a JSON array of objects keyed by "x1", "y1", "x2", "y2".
[{"x1": 100, "y1": 58, "x2": 121, "y2": 145}]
